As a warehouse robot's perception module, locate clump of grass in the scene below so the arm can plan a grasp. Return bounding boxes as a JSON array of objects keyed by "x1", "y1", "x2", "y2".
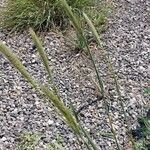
[
  {"x1": 0, "y1": 0, "x2": 96, "y2": 32},
  {"x1": 17, "y1": 132, "x2": 65, "y2": 150},
  {"x1": 133, "y1": 89, "x2": 150, "y2": 150},
  {"x1": 131, "y1": 110, "x2": 150, "y2": 150},
  {"x1": 17, "y1": 132, "x2": 41, "y2": 150},
  {"x1": 144, "y1": 87, "x2": 150, "y2": 94}
]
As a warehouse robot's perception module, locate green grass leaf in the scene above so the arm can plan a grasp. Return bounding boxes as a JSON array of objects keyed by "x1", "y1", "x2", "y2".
[
  {"x1": 0, "y1": 42, "x2": 38, "y2": 89},
  {"x1": 40, "y1": 86, "x2": 80, "y2": 134}
]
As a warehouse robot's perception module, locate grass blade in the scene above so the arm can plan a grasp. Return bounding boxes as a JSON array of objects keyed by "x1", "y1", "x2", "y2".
[
  {"x1": 29, "y1": 28, "x2": 52, "y2": 81},
  {"x1": 29, "y1": 28, "x2": 58, "y2": 94},
  {"x1": 40, "y1": 86, "x2": 80, "y2": 134},
  {"x1": 0, "y1": 42, "x2": 38, "y2": 89},
  {"x1": 60, "y1": 0, "x2": 89, "y2": 52},
  {"x1": 70, "y1": 102, "x2": 99, "y2": 150},
  {"x1": 80, "y1": 126, "x2": 99, "y2": 150},
  {"x1": 83, "y1": 12, "x2": 122, "y2": 150},
  {"x1": 83, "y1": 13, "x2": 102, "y2": 47},
  {"x1": 60, "y1": 0, "x2": 82, "y2": 35}
]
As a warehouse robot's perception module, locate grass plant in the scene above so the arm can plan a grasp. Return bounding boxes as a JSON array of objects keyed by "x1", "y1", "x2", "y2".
[
  {"x1": 0, "y1": 0, "x2": 99, "y2": 32},
  {"x1": 17, "y1": 132, "x2": 41, "y2": 150},
  {"x1": 132, "y1": 111, "x2": 150, "y2": 150}
]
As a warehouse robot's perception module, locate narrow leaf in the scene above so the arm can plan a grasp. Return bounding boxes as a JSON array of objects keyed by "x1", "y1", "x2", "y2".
[
  {"x1": 60, "y1": 0, "x2": 82, "y2": 34},
  {"x1": 29, "y1": 28, "x2": 52, "y2": 83},
  {"x1": 40, "y1": 86, "x2": 80, "y2": 134},
  {"x1": 0, "y1": 42, "x2": 37, "y2": 89},
  {"x1": 29, "y1": 28, "x2": 58, "y2": 94},
  {"x1": 83, "y1": 12, "x2": 102, "y2": 47}
]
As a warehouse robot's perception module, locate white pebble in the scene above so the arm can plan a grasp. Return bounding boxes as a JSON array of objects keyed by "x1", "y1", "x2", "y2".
[{"x1": 48, "y1": 119, "x2": 54, "y2": 125}]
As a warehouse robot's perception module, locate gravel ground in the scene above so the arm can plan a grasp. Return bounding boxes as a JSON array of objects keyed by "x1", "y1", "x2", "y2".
[{"x1": 0, "y1": 0, "x2": 150, "y2": 150}]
